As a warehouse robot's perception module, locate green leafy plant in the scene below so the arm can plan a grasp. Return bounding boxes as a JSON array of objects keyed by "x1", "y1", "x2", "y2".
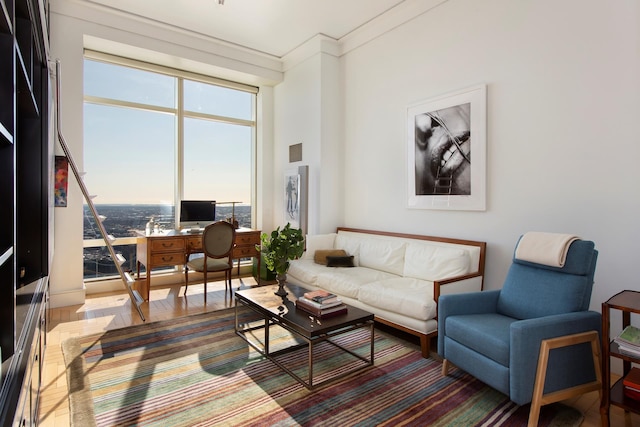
[{"x1": 257, "y1": 223, "x2": 305, "y2": 276}]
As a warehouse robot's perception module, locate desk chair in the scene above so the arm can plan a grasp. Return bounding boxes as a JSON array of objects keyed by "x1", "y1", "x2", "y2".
[{"x1": 184, "y1": 221, "x2": 236, "y2": 299}]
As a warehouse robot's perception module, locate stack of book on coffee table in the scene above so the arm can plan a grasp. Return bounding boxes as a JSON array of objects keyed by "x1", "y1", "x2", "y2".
[{"x1": 295, "y1": 289, "x2": 348, "y2": 318}]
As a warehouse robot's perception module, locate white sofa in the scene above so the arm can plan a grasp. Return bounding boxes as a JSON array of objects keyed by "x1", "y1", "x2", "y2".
[{"x1": 287, "y1": 227, "x2": 486, "y2": 357}]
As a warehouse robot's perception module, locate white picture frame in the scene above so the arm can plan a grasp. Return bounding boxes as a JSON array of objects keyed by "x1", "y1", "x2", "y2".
[{"x1": 407, "y1": 84, "x2": 487, "y2": 211}]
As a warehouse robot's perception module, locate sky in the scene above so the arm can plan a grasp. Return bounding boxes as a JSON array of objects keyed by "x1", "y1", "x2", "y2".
[{"x1": 82, "y1": 59, "x2": 254, "y2": 206}]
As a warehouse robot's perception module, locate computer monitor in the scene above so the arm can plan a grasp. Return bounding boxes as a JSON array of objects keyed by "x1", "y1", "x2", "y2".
[{"x1": 179, "y1": 200, "x2": 216, "y2": 231}]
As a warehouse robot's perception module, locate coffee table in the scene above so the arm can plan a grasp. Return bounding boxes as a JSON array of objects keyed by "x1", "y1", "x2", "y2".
[{"x1": 234, "y1": 283, "x2": 375, "y2": 389}]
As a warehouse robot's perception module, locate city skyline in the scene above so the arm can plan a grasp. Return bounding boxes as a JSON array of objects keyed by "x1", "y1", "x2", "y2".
[{"x1": 83, "y1": 203, "x2": 253, "y2": 279}]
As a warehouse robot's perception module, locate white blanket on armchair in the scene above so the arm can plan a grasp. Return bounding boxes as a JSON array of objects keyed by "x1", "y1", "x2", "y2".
[{"x1": 515, "y1": 231, "x2": 580, "y2": 268}]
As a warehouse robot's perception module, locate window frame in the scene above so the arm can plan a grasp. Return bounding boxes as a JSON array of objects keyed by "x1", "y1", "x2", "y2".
[{"x1": 82, "y1": 50, "x2": 258, "y2": 281}]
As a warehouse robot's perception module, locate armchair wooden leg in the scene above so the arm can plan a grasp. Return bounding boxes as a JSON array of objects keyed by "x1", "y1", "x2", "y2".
[
  {"x1": 442, "y1": 359, "x2": 451, "y2": 376},
  {"x1": 528, "y1": 330, "x2": 602, "y2": 427}
]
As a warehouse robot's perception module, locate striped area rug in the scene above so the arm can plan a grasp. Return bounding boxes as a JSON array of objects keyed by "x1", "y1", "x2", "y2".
[{"x1": 62, "y1": 308, "x2": 582, "y2": 427}]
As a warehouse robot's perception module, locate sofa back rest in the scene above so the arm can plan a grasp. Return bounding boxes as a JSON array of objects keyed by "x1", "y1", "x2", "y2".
[
  {"x1": 335, "y1": 232, "x2": 408, "y2": 276},
  {"x1": 403, "y1": 242, "x2": 470, "y2": 281},
  {"x1": 359, "y1": 238, "x2": 406, "y2": 276},
  {"x1": 497, "y1": 239, "x2": 598, "y2": 320},
  {"x1": 302, "y1": 233, "x2": 337, "y2": 260},
  {"x1": 335, "y1": 229, "x2": 482, "y2": 279}
]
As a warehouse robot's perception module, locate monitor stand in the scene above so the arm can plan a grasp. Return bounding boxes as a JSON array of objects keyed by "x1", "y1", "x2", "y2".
[{"x1": 180, "y1": 223, "x2": 203, "y2": 234}]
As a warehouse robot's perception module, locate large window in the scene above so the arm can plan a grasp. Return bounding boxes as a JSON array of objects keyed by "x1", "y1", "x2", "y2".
[{"x1": 82, "y1": 52, "x2": 257, "y2": 280}]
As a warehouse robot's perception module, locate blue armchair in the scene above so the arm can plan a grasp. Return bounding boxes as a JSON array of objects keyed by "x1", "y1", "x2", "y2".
[{"x1": 437, "y1": 235, "x2": 600, "y2": 409}]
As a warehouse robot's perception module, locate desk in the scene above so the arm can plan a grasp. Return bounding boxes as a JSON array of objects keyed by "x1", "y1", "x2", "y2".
[{"x1": 135, "y1": 227, "x2": 261, "y2": 300}]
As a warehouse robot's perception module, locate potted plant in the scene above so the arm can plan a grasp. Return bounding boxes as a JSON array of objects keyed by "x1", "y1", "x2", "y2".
[{"x1": 257, "y1": 223, "x2": 305, "y2": 296}]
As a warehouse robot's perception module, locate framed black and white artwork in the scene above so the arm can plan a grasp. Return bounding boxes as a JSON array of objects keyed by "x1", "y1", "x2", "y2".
[
  {"x1": 284, "y1": 170, "x2": 300, "y2": 228},
  {"x1": 407, "y1": 84, "x2": 486, "y2": 210},
  {"x1": 284, "y1": 165, "x2": 308, "y2": 235}
]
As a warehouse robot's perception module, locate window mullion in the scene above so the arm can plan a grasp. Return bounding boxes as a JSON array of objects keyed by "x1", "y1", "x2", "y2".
[{"x1": 176, "y1": 77, "x2": 185, "y2": 222}]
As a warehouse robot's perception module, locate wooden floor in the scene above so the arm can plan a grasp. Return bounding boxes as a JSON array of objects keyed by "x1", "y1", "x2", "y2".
[{"x1": 37, "y1": 276, "x2": 633, "y2": 426}]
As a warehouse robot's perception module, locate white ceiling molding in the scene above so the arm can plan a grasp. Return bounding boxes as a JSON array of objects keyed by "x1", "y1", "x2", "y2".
[
  {"x1": 282, "y1": 35, "x2": 341, "y2": 73},
  {"x1": 339, "y1": 0, "x2": 449, "y2": 55}
]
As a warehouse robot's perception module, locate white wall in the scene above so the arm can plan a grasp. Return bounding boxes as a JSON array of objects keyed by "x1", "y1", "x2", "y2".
[
  {"x1": 338, "y1": 0, "x2": 640, "y2": 313},
  {"x1": 274, "y1": 44, "x2": 344, "y2": 235},
  {"x1": 49, "y1": 13, "x2": 86, "y2": 306}
]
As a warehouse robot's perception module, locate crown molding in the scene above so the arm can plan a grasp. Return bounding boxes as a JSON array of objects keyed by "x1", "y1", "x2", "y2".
[
  {"x1": 339, "y1": 0, "x2": 448, "y2": 55},
  {"x1": 281, "y1": 0, "x2": 448, "y2": 70},
  {"x1": 52, "y1": 0, "x2": 284, "y2": 85},
  {"x1": 281, "y1": 34, "x2": 341, "y2": 72}
]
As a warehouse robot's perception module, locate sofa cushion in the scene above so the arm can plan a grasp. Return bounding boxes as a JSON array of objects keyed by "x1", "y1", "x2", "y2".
[
  {"x1": 287, "y1": 259, "x2": 327, "y2": 287},
  {"x1": 358, "y1": 238, "x2": 406, "y2": 276},
  {"x1": 335, "y1": 234, "x2": 362, "y2": 266},
  {"x1": 326, "y1": 255, "x2": 355, "y2": 267},
  {"x1": 316, "y1": 267, "x2": 398, "y2": 299},
  {"x1": 302, "y1": 233, "x2": 337, "y2": 260},
  {"x1": 357, "y1": 278, "x2": 437, "y2": 321},
  {"x1": 314, "y1": 249, "x2": 347, "y2": 265},
  {"x1": 403, "y1": 243, "x2": 470, "y2": 281}
]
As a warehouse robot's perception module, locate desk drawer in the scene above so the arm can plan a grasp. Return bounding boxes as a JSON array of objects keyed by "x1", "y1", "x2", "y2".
[
  {"x1": 150, "y1": 252, "x2": 184, "y2": 267},
  {"x1": 150, "y1": 238, "x2": 186, "y2": 252},
  {"x1": 236, "y1": 231, "x2": 260, "y2": 247},
  {"x1": 232, "y1": 245, "x2": 258, "y2": 259},
  {"x1": 185, "y1": 236, "x2": 202, "y2": 252}
]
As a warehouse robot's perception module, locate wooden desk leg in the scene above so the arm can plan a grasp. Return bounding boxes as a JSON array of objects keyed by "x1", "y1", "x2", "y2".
[{"x1": 137, "y1": 260, "x2": 150, "y2": 301}]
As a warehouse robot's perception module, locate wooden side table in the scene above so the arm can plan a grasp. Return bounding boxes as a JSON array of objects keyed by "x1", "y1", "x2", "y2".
[{"x1": 601, "y1": 290, "x2": 640, "y2": 426}]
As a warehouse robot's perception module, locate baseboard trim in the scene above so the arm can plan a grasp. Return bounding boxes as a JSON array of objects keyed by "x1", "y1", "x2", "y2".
[{"x1": 50, "y1": 287, "x2": 87, "y2": 308}]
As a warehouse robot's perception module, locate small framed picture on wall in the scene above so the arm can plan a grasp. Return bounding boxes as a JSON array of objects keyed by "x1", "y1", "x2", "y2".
[
  {"x1": 283, "y1": 165, "x2": 308, "y2": 235},
  {"x1": 284, "y1": 170, "x2": 301, "y2": 228}
]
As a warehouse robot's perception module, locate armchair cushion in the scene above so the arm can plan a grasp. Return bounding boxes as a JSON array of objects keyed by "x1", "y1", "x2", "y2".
[
  {"x1": 497, "y1": 264, "x2": 590, "y2": 319},
  {"x1": 445, "y1": 313, "x2": 514, "y2": 366}
]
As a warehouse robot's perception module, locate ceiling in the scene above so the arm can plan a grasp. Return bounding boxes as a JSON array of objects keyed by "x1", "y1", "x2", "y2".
[{"x1": 86, "y1": 0, "x2": 408, "y2": 58}]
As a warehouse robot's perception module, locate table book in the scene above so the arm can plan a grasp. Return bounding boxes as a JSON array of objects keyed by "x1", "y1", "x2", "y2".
[
  {"x1": 614, "y1": 325, "x2": 640, "y2": 356},
  {"x1": 623, "y1": 367, "x2": 640, "y2": 401},
  {"x1": 296, "y1": 297, "x2": 347, "y2": 317}
]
